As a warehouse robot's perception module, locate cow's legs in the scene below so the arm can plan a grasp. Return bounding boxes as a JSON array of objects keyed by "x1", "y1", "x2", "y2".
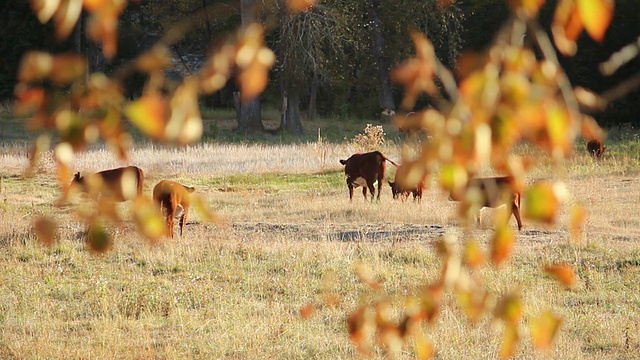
[
  {"x1": 347, "y1": 182, "x2": 354, "y2": 201},
  {"x1": 511, "y1": 201, "x2": 523, "y2": 231},
  {"x1": 362, "y1": 186, "x2": 368, "y2": 200},
  {"x1": 368, "y1": 182, "x2": 376, "y2": 202}
]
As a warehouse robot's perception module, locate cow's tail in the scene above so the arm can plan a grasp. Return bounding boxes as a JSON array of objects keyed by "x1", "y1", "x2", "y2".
[{"x1": 382, "y1": 154, "x2": 399, "y2": 167}]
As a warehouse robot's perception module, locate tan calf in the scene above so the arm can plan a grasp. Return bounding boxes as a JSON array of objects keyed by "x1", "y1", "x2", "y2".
[
  {"x1": 71, "y1": 166, "x2": 144, "y2": 202},
  {"x1": 449, "y1": 175, "x2": 523, "y2": 231},
  {"x1": 152, "y1": 180, "x2": 195, "y2": 238}
]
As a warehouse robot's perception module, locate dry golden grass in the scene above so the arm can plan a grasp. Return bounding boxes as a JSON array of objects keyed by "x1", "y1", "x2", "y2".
[{"x1": 1, "y1": 141, "x2": 640, "y2": 359}]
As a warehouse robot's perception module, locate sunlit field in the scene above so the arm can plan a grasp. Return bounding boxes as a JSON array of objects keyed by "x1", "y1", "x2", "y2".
[{"x1": 1, "y1": 135, "x2": 640, "y2": 359}]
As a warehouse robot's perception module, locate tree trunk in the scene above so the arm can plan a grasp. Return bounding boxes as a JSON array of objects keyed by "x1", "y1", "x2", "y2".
[
  {"x1": 283, "y1": 87, "x2": 305, "y2": 134},
  {"x1": 366, "y1": 0, "x2": 396, "y2": 116},
  {"x1": 236, "y1": 0, "x2": 265, "y2": 132}
]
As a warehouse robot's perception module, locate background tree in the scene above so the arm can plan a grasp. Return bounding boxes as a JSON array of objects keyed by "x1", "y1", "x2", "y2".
[{"x1": 275, "y1": 1, "x2": 352, "y2": 133}]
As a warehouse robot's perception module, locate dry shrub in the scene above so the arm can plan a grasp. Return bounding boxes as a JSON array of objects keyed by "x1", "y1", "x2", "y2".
[{"x1": 352, "y1": 124, "x2": 386, "y2": 152}]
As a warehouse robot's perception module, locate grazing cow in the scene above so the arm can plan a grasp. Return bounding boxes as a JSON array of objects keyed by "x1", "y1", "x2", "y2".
[
  {"x1": 339, "y1": 151, "x2": 398, "y2": 201},
  {"x1": 153, "y1": 180, "x2": 195, "y2": 238},
  {"x1": 71, "y1": 166, "x2": 144, "y2": 202},
  {"x1": 449, "y1": 175, "x2": 522, "y2": 231},
  {"x1": 586, "y1": 139, "x2": 606, "y2": 159},
  {"x1": 388, "y1": 171, "x2": 426, "y2": 202}
]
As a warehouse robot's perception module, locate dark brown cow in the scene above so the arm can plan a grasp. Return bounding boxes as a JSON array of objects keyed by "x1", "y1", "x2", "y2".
[
  {"x1": 586, "y1": 139, "x2": 606, "y2": 159},
  {"x1": 339, "y1": 151, "x2": 398, "y2": 201},
  {"x1": 449, "y1": 175, "x2": 522, "y2": 231},
  {"x1": 153, "y1": 180, "x2": 196, "y2": 238},
  {"x1": 71, "y1": 166, "x2": 144, "y2": 202},
  {"x1": 388, "y1": 171, "x2": 426, "y2": 202}
]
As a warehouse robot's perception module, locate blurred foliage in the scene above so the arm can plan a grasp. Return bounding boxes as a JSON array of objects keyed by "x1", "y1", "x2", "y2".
[{"x1": 7, "y1": 0, "x2": 640, "y2": 358}]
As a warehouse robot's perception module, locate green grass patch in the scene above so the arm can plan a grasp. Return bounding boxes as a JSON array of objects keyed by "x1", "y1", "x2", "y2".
[{"x1": 202, "y1": 171, "x2": 344, "y2": 192}]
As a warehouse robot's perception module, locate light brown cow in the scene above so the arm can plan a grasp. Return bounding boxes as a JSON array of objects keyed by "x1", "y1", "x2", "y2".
[
  {"x1": 71, "y1": 166, "x2": 144, "y2": 202},
  {"x1": 449, "y1": 175, "x2": 522, "y2": 231},
  {"x1": 152, "y1": 180, "x2": 195, "y2": 238},
  {"x1": 339, "y1": 151, "x2": 398, "y2": 201},
  {"x1": 586, "y1": 139, "x2": 606, "y2": 159}
]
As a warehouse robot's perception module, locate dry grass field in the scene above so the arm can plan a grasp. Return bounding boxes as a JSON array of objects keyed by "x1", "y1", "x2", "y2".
[{"x1": 1, "y1": 136, "x2": 640, "y2": 359}]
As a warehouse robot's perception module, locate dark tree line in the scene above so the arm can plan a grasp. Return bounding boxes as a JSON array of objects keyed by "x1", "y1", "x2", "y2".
[{"x1": 1, "y1": 0, "x2": 638, "y2": 130}]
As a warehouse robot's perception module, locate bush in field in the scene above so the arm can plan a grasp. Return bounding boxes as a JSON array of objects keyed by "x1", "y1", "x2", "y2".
[{"x1": 352, "y1": 124, "x2": 386, "y2": 152}]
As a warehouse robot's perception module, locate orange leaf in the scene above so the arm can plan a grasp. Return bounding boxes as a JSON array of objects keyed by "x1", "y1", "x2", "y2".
[
  {"x1": 132, "y1": 196, "x2": 167, "y2": 244},
  {"x1": 14, "y1": 86, "x2": 46, "y2": 117},
  {"x1": 300, "y1": 303, "x2": 314, "y2": 318},
  {"x1": 464, "y1": 239, "x2": 485, "y2": 268},
  {"x1": 286, "y1": 0, "x2": 317, "y2": 13},
  {"x1": 125, "y1": 94, "x2": 167, "y2": 140},
  {"x1": 569, "y1": 203, "x2": 588, "y2": 240},
  {"x1": 545, "y1": 263, "x2": 576, "y2": 287},
  {"x1": 499, "y1": 325, "x2": 520, "y2": 359},
  {"x1": 51, "y1": 53, "x2": 86, "y2": 84},
  {"x1": 491, "y1": 224, "x2": 515, "y2": 266},
  {"x1": 137, "y1": 45, "x2": 173, "y2": 73},
  {"x1": 530, "y1": 310, "x2": 562, "y2": 350},
  {"x1": 356, "y1": 264, "x2": 381, "y2": 290},
  {"x1": 576, "y1": 0, "x2": 613, "y2": 41}
]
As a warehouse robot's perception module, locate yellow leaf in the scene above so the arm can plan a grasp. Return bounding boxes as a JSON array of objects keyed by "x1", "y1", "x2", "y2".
[
  {"x1": 132, "y1": 196, "x2": 167, "y2": 244},
  {"x1": 18, "y1": 51, "x2": 53, "y2": 83},
  {"x1": 464, "y1": 239, "x2": 485, "y2": 268},
  {"x1": 495, "y1": 292, "x2": 523, "y2": 326},
  {"x1": 530, "y1": 310, "x2": 562, "y2": 350},
  {"x1": 356, "y1": 263, "x2": 382, "y2": 290},
  {"x1": 523, "y1": 181, "x2": 566, "y2": 224},
  {"x1": 491, "y1": 224, "x2": 515, "y2": 266},
  {"x1": 87, "y1": 221, "x2": 112, "y2": 253},
  {"x1": 577, "y1": 0, "x2": 613, "y2": 41},
  {"x1": 499, "y1": 325, "x2": 520, "y2": 359},
  {"x1": 125, "y1": 94, "x2": 167, "y2": 140},
  {"x1": 569, "y1": 203, "x2": 588, "y2": 240},
  {"x1": 545, "y1": 263, "x2": 576, "y2": 288}
]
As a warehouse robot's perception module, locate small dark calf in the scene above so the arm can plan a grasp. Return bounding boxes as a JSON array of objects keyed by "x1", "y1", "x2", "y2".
[{"x1": 586, "y1": 139, "x2": 606, "y2": 159}]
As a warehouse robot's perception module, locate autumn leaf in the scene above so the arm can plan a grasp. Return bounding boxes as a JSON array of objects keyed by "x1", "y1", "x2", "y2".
[
  {"x1": 53, "y1": 0, "x2": 83, "y2": 40},
  {"x1": 499, "y1": 325, "x2": 520, "y2": 359},
  {"x1": 132, "y1": 196, "x2": 167, "y2": 244},
  {"x1": 51, "y1": 53, "x2": 86, "y2": 84},
  {"x1": 29, "y1": 0, "x2": 61, "y2": 23},
  {"x1": 34, "y1": 216, "x2": 58, "y2": 246},
  {"x1": 87, "y1": 221, "x2": 112, "y2": 253},
  {"x1": 137, "y1": 45, "x2": 173, "y2": 73},
  {"x1": 545, "y1": 263, "x2": 576, "y2": 288},
  {"x1": 235, "y1": 24, "x2": 275, "y2": 100},
  {"x1": 530, "y1": 310, "x2": 562, "y2": 350},
  {"x1": 494, "y1": 292, "x2": 523, "y2": 326},
  {"x1": 464, "y1": 239, "x2": 485, "y2": 268},
  {"x1": 18, "y1": 52, "x2": 53, "y2": 83},
  {"x1": 569, "y1": 203, "x2": 588, "y2": 240},
  {"x1": 576, "y1": 0, "x2": 613, "y2": 42},
  {"x1": 125, "y1": 94, "x2": 167, "y2": 140},
  {"x1": 356, "y1": 263, "x2": 382, "y2": 290},
  {"x1": 300, "y1": 303, "x2": 314, "y2": 318},
  {"x1": 286, "y1": 0, "x2": 317, "y2": 13},
  {"x1": 491, "y1": 224, "x2": 515, "y2": 266},
  {"x1": 524, "y1": 181, "x2": 567, "y2": 224}
]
